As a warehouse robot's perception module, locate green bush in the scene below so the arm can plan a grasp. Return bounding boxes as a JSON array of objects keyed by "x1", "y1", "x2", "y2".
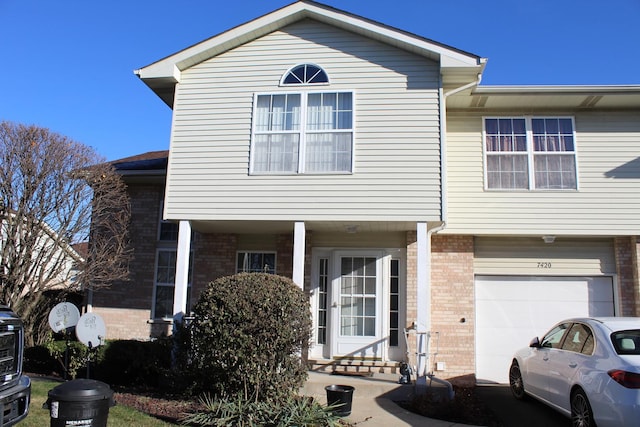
[
  {"x1": 23, "y1": 345, "x2": 58, "y2": 375},
  {"x1": 180, "y1": 394, "x2": 343, "y2": 427},
  {"x1": 45, "y1": 339, "x2": 101, "y2": 379},
  {"x1": 94, "y1": 339, "x2": 172, "y2": 387},
  {"x1": 182, "y1": 273, "x2": 312, "y2": 401},
  {"x1": 28, "y1": 338, "x2": 172, "y2": 386}
]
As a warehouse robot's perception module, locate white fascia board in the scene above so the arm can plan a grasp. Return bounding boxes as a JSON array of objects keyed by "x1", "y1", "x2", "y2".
[
  {"x1": 475, "y1": 85, "x2": 640, "y2": 95},
  {"x1": 136, "y1": 1, "x2": 483, "y2": 82}
]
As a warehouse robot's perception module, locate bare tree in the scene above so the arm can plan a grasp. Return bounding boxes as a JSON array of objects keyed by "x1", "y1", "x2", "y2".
[{"x1": 0, "y1": 121, "x2": 131, "y2": 346}]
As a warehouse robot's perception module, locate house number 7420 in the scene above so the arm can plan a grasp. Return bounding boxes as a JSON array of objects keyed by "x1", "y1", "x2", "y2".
[{"x1": 537, "y1": 262, "x2": 552, "y2": 269}]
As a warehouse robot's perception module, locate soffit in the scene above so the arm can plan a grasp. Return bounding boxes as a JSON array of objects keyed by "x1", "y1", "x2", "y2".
[{"x1": 447, "y1": 85, "x2": 640, "y2": 111}]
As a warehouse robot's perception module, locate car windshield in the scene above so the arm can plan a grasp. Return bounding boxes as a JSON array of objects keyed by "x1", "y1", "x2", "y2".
[{"x1": 611, "y1": 330, "x2": 640, "y2": 355}]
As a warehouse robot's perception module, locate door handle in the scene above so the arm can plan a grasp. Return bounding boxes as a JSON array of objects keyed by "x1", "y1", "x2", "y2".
[
  {"x1": 331, "y1": 301, "x2": 338, "y2": 308},
  {"x1": 569, "y1": 362, "x2": 577, "y2": 368}
]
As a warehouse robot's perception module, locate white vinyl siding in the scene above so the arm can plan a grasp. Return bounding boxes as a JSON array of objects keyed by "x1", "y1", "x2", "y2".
[
  {"x1": 474, "y1": 237, "x2": 616, "y2": 276},
  {"x1": 164, "y1": 20, "x2": 442, "y2": 223},
  {"x1": 445, "y1": 111, "x2": 640, "y2": 235}
]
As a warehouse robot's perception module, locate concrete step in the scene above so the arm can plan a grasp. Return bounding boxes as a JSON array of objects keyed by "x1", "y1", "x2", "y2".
[{"x1": 308, "y1": 359, "x2": 401, "y2": 375}]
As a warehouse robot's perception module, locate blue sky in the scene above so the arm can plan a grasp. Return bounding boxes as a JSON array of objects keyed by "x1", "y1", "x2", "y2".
[{"x1": 1, "y1": 0, "x2": 638, "y2": 161}]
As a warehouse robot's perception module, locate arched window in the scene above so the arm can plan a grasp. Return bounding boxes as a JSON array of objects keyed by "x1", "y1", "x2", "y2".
[{"x1": 281, "y1": 64, "x2": 329, "y2": 85}]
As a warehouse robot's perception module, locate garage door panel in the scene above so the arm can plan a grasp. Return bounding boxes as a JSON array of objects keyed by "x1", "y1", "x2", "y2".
[
  {"x1": 589, "y1": 301, "x2": 615, "y2": 316},
  {"x1": 475, "y1": 276, "x2": 614, "y2": 384}
]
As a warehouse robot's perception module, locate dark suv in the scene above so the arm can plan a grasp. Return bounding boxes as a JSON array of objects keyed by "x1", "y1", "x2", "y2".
[{"x1": 0, "y1": 305, "x2": 30, "y2": 425}]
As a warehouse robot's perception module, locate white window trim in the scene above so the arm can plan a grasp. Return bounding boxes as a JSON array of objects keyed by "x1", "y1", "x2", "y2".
[
  {"x1": 279, "y1": 63, "x2": 331, "y2": 86},
  {"x1": 249, "y1": 90, "x2": 356, "y2": 175},
  {"x1": 482, "y1": 116, "x2": 579, "y2": 191}
]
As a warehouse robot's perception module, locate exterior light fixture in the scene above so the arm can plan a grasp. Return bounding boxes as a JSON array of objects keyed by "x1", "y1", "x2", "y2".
[{"x1": 542, "y1": 235, "x2": 556, "y2": 244}]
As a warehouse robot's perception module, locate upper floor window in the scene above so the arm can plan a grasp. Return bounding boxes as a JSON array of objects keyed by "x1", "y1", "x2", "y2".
[
  {"x1": 251, "y1": 91, "x2": 353, "y2": 174},
  {"x1": 484, "y1": 117, "x2": 577, "y2": 190},
  {"x1": 281, "y1": 64, "x2": 329, "y2": 85}
]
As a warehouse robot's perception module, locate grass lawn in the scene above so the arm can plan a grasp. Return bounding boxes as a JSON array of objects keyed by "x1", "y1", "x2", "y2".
[{"x1": 22, "y1": 378, "x2": 176, "y2": 427}]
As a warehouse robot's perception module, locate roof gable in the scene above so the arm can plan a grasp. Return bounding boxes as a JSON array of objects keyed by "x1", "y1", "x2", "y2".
[{"x1": 135, "y1": 0, "x2": 485, "y2": 107}]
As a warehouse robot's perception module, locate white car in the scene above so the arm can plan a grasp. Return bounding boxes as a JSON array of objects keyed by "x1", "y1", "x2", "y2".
[{"x1": 509, "y1": 317, "x2": 640, "y2": 427}]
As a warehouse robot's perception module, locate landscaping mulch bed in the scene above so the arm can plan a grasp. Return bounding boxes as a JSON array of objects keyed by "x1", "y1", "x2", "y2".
[
  {"x1": 400, "y1": 385, "x2": 503, "y2": 427},
  {"x1": 114, "y1": 384, "x2": 502, "y2": 426},
  {"x1": 113, "y1": 390, "x2": 201, "y2": 424}
]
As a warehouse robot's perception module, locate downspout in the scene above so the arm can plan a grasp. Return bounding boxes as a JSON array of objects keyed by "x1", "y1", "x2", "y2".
[
  {"x1": 417, "y1": 73, "x2": 482, "y2": 378},
  {"x1": 440, "y1": 73, "x2": 483, "y2": 223}
]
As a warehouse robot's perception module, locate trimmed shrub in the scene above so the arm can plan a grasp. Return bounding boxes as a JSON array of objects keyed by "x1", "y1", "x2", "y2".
[{"x1": 183, "y1": 273, "x2": 312, "y2": 401}]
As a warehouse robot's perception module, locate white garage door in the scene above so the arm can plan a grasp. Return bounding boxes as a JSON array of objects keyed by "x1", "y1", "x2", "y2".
[{"x1": 475, "y1": 276, "x2": 614, "y2": 384}]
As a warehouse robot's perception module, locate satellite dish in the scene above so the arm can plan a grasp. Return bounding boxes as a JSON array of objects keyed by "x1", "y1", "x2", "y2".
[
  {"x1": 75, "y1": 313, "x2": 106, "y2": 348},
  {"x1": 48, "y1": 302, "x2": 80, "y2": 333}
]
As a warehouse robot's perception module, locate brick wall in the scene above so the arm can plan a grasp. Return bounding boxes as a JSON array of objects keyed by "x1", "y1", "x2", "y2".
[
  {"x1": 91, "y1": 184, "x2": 163, "y2": 340},
  {"x1": 92, "y1": 180, "x2": 316, "y2": 340},
  {"x1": 615, "y1": 236, "x2": 640, "y2": 316},
  {"x1": 430, "y1": 234, "x2": 475, "y2": 380},
  {"x1": 405, "y1": 232, "x2": 475, "y2": 380},
  {"x1": 191, "y1": 233, "x2": 237, "y2": 303}
]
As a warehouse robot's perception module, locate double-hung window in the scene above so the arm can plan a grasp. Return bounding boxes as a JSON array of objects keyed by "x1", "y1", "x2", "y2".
[
  {"x1": 484, "y1": 117, "x2": 577, "y2": 190},
  {"x1": 250, "y1": 64, "x2": 353, "y2": 174},
  {"x1": 153, "y1": 200, "x2": 192, "y2": 319},
  {"x1": 153, "y1": 249, "x2": 193, "y2": 319},
  {"x1": 251, "y1": 92, "x2": 353, "y2": 174}
]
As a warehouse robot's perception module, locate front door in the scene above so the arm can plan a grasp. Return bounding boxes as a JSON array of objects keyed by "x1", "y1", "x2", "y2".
[{"x1": 331, "y1": 252, "x2": 384, "y2": 359}]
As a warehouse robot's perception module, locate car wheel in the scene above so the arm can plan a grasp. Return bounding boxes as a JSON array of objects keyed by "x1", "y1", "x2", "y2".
[
  {"x1": 571, "y1": 388, "x2": 595, "y2": 427},
  {"x1": 509, "y1": 361, "x2": 527, "y2": 400}
]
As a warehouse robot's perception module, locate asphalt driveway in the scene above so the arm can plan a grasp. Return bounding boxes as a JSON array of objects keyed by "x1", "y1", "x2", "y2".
[{"x1": 475, "y1": 385, "x2": 568, "y2": 427}]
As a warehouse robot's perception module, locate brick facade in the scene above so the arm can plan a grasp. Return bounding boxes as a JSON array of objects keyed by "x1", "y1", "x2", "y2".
[
  {"x1": 615, "y1": 236, "x2": 640, "y2": 316},
  {"x1": 91, "y1": 184, "x2": 164, "y2": 340},
  {"x1": 94, "y1": 179, "x2": 640, "y2": 381},
  {"x1": 405, "y1": 232, "x2": 475, "y2": 380},
  {"x1": 92, "y1": 181, "x2": 310, "y2": 340},
  {"x1": 430, "y1": 235, "x2": 475, "y2": 380}
]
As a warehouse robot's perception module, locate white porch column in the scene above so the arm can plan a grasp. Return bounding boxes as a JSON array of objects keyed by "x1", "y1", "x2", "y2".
[
  {"x1": 173, "y1": 220, "x2": 192, "y2": 321},
  {"x1": 292, "y1": 221, "x2": 306, "y2": 289},
  {"x1": 416, "y1": 221, "x2": 430, "y2": 377}
]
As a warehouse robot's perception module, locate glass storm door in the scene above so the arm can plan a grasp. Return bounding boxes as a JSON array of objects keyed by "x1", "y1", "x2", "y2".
[{"x1": 332, "y1": 254, "x2": 383, "y2": 359}]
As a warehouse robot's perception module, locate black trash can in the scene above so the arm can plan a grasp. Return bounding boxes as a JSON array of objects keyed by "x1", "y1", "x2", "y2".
[
  {"x1": 44, "y1": 379, "x2": 115, "y2": 427},
  {"x1": 325, "y1": 384, "x2": 355, "y2": 416}
]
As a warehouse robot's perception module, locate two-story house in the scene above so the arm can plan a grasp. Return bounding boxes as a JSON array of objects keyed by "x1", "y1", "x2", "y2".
[{"x1": 90, "y1": 1, "x2": 640, "y2": 384}]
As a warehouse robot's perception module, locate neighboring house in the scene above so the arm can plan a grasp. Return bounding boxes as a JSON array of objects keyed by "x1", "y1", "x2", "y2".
[
  {"x1": 0, "y1": 211, "x2": 85, "y2": 293},
  {"x1": 91, "y1": 1, "x2": 640, "y2": 384}
]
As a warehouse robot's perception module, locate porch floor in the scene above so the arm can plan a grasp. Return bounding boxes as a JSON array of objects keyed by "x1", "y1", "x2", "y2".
[{"x1": 300, "y1": 370, "x2": 477, "y2": 427}]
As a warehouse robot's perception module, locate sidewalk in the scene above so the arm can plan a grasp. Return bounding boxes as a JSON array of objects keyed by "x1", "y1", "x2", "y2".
[{"x1": 300, "y1": 371, "x2": 479, "y2": 427}]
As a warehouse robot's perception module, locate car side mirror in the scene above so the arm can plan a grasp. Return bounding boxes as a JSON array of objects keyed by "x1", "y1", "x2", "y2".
[{"x1": 529, "y1": 337, "x2": 541, "y2": 348}]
